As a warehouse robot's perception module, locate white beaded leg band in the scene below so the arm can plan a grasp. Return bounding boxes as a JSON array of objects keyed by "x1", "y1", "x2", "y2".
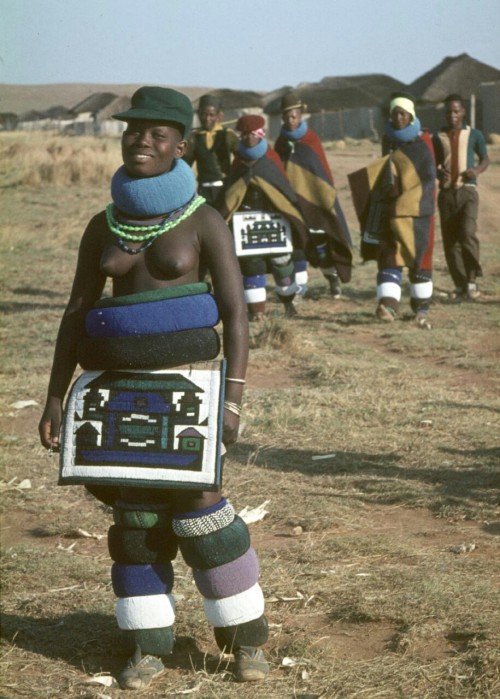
[{"x1": 172, "y1": 502, "x2": 235, "y2": 538}]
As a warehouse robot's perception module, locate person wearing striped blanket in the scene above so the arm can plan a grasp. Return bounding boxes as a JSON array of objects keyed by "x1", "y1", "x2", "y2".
[
  {"x1": 218, "y1": 114, "x2": 314, "y2": 321},
  {"x1": 274, "y1": 92, "x2": 353, "y2": 300},
  {"x1": 363, "y1": 92, "x2": 436, "y2": 328}
]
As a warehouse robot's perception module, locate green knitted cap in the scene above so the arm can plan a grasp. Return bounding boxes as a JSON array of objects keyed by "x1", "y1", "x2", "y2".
[{"x1": 113, "y1": 86, "x2": 193, "y2": 137}]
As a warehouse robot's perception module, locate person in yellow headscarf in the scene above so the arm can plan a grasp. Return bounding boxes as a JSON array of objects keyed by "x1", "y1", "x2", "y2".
[{"x1": 349, "y1": 92, "x2": 436, "y2": 328}]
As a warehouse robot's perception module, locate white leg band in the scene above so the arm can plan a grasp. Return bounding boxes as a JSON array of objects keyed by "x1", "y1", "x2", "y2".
[
  {"x1": 294, "y1": 270, "x2": 308, "y2": 286},
  {"x1": 203, "y1": 582, "x2": 265, "y2": 627},
  {"x1": 410, "y1": 281, "x2": 433, "y2": 299},
  {"x1": 377, "y1": 282, "x2": 401, "y2": 301},
  {"x1": 116, "y1": 593, "x2": 176, "y2": 630},
  {"x1": 244, "y1": 287, "x2": 266, "y2": 304}
]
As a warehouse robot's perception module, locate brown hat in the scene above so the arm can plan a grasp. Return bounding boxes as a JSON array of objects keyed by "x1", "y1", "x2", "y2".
[
  {"x1": 236, "y1": 114, "x2": 265, "y2": 133},
  {"x1": 280, "y1": 92, "x2": 306, "y2": 113}
]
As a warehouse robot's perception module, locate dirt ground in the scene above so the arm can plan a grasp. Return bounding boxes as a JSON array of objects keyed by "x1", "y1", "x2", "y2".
[{"x1": 1, "y1": 137, "x2": 499, "y2": 698}]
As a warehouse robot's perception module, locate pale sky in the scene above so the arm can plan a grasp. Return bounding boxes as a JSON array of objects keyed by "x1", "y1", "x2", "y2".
[{"x1": 1, "y1": 0, "x2": 499, "y2": 91}]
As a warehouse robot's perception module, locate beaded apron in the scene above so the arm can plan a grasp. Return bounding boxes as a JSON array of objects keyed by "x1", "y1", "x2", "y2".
[{"x1": 59, "y1": 360, "x2": 226, "y2": 491}]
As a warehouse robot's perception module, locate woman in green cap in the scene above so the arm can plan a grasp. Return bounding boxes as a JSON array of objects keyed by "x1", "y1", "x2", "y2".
[{"x1": 38, "y1": 86, "x2": 269, "y2": 690}]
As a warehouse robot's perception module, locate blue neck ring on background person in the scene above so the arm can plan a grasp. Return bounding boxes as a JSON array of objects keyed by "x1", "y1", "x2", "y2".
[
  {"x1": 238, "y1": 138, "x2": 268, "y2": 162},
  {"x1": 385, "y1": 117, "x2": 421, "y2": 144},
  {"x1": 280, "y1": 120, "x2": 308, "y2": 141}
]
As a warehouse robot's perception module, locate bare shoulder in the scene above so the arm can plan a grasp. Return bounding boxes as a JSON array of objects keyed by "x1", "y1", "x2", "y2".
[
  {"x1": 84, "y1": 210, "x2": 108, "y2": 238},
  {"x1": 192, "y1": 203, "x2": 232, "y2": 239},
  {"x1": 193, "y1": 202, "x2": 227, "y2": 224},
  {"x1": 190, "y1": 204, "x2": 237, "y2": 269},
  {"x1": 79, "y1": 210, "x2": 112, "y2": 253}
]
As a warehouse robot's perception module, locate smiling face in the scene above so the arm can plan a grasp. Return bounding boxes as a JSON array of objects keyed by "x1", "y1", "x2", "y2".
[
  {"x1": 390, "y1": 107, "x2": 413, "y2": 130},
  {"x1": 121, "y1": 119, "x2": 187, "y2": 178},
  {"x1": 282, "y1": 107, "x2": 302, "y2": 131},
  {"x1": 198, "y1": 105, "x2": 221, "y2": 131}
]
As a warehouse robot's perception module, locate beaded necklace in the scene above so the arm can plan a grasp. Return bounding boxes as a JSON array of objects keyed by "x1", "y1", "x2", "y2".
[
  {"x1": 106, "y1": 194, "x2": 206, "y2": 243},
  {"x1": 115, "y1": 235, "x2": 161, "y2": 255}
]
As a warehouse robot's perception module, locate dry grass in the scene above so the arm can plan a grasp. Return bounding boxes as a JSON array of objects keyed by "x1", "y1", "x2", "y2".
[
  {"x1": 1, "y1": 134, "x2": 499, "y2": 698},
  {"x1": 0, "y1": 132, "x2": 122, "y2": 188}
]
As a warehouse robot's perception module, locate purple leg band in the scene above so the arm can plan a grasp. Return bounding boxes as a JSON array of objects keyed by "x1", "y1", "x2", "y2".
[{"x1": 193, "y1": 547, "x2": 259, "y2": 599}]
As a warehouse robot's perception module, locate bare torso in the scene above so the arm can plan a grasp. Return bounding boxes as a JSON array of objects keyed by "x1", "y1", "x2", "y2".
[{"x1": 94, "y1": 209, "x2": 204, "y2": 294}]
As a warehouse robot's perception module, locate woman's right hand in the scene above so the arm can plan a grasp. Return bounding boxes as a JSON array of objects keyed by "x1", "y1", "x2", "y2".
[{"x1": 38, "y1": 396, "x2": 63, "y2": 451}]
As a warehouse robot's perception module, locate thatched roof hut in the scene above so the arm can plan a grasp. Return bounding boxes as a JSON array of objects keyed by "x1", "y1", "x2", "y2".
[
  {"x1": 71, "y1": 92, "x2": 122, "y2": 115},
  {"x1": 409, "y1": 53, "x2": 500, "y2": 103},
  {"x1": 193, "y1": 89, "x2": 264, "y2": 111},
  {"x1": 318, "y1": 74, "x2": 407, "y2": 104},
  {"x1": 264, "y1": 74, "x2": 407, "y2": 115},
  {"x1": 68, "y1": 93, "x2": 131, "y2": 134}
]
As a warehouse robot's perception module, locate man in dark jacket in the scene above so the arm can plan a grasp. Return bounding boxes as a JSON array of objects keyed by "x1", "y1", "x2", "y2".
[{"x1": 184, "y1": 94, "x2": 238, "y2": 208}]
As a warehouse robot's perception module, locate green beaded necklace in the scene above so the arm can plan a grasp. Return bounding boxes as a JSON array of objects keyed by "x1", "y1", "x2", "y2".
[{"x1": 106, "y1": 194, "x2": 206, "y2": 242}]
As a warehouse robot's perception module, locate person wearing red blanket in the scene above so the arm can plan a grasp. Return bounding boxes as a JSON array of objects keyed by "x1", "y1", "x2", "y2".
[
  {"x1": 218, "y1": 114, "x2": 314, "y2": 321},
  {"x1": 274, "y1": 93, "x2": 353, "y2": 300}
]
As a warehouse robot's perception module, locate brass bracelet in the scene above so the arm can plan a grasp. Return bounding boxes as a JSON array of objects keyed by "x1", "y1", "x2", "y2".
[
  {"x1": 224, "y1": 400, "x2": 242, "y2": 417},
  {"x1": 225, "y1": 377, "x2": 246, "y2": 385}
]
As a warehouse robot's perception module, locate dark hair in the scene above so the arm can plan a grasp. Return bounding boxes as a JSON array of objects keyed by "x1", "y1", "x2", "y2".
[
  {"x1": 198, "y1": 94, "x2": 222, "y2": 111},
  {"x1": 444, "y1": 93, "x2": 465, "y2": 106}
]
